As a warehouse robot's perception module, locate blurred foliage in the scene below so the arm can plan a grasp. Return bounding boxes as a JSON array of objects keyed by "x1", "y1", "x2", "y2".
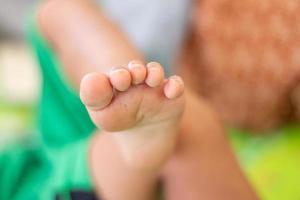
[
  {"x1": 230, "y1": 124, "x2": 300, "y2": 200},
  {"x1": 0, "y1": 99, "x2": 36, "y2": 148}
]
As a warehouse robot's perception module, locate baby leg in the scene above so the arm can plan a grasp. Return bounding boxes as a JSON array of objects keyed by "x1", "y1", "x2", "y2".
[{"x1": 38, "y1": 1, "x2": 184, "y2": 199}]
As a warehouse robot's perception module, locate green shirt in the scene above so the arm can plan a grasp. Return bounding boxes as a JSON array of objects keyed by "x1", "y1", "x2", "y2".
[{"x1": 0, "y1": 11, "x2": 95, "y2": 200}]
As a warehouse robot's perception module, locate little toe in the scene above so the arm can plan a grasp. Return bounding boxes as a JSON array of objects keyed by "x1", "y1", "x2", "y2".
[
  {"x1": 128, "y1": 60, "x2": 147, "y2": 85},
  {"x1": 109, "y1": 67, "x2": 132, "y2": 91},
  {"x1": 145, "y1": 62, "x2": 164, "y2": 87},
  {"x1": 80, "y1": 73, "x2": 113, "y2": 110},
  {"x1": 164, "y1": 75, "x2": 185, "y2": 99}
]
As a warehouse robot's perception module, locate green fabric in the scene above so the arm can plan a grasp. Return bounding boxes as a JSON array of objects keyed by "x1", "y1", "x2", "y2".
[
  {"x1": 0, "y1": 139, "x2": 46, "y2": 200},
  {"x1": 26, "y1": 9, "x2": 96, "y2": 198},
  {"x1": 0, "y1": 138, "x2": 93, "y2": 200},
  {"x1": 0, "y1": 10, "x2": 96, "y2": 200},
  {"x1": 27, "y1": 13, "x2": 95, "y2": 148}
]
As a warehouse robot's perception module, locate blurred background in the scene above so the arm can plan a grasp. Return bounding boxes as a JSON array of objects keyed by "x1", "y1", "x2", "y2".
[
  {"x1": 1, "y1": 1, "x2": 300, "y2": 200},
  {"x1": 0, "y1": 0, "x2": 40, "y2": 147}
]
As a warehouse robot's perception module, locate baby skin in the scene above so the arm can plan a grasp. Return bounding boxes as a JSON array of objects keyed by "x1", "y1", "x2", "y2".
[
  {"x1": 38, "y1": 0, "x2": 258, "y2": 199},
  {"x1": 80, "y1": 61, "x2": 185, "y2": 169},
  {"x1": 80, "y1": 60, "x2": 185, "y2": 199}
]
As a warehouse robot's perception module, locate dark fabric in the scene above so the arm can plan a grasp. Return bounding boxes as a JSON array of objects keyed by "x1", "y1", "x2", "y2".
[
  {"x1": 70, "y1": 191, "x2": 99, "y2": 200},
  {"x1": 55, "y1": 190, "x2": 99, "y2": 200}
]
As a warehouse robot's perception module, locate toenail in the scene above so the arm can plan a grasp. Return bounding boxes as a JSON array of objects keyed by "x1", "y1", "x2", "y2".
[
  {"x1": 128, "y1": 63, "x2": 143, "y2": 70},
  {"x1": 147, "y1": 62, "x2": 160, "y2": 68},
  {"x1": 110, "y1": 68, "x2": 127, "y2": 75},
  {"x1": 171, "y1": 76, "x2": 184, "y2": 86},
  {"x1": 148, "y1": 67, "x2": 161, "y2": 73},
  {"x1": 129, "y1": 60, "x2": 143, "y2": 66}
]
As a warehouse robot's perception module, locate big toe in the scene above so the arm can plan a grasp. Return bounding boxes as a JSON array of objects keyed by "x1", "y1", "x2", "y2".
[{"x1": 80, "y1": 73, "x2": 113, "y2": 110}]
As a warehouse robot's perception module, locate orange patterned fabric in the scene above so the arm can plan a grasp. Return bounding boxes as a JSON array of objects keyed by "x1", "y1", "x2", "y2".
[{"x1": 182, "y1": 0, "x2": 300, "y2": 130}]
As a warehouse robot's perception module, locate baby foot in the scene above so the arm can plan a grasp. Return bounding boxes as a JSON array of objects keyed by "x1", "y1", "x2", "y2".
[{"x1": 80, "y1": 60, "x2": 185, "y2": 169}]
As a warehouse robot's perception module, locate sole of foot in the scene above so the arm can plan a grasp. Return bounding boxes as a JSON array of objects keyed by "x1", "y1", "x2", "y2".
[{"x1": 80, "y1": 60, "x2": 185, "y2": 169}]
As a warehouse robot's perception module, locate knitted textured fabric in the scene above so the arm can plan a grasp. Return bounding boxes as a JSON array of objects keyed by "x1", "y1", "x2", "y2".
[{"x1": 182, "y1": 0, "x2": 300, "y2": 130}]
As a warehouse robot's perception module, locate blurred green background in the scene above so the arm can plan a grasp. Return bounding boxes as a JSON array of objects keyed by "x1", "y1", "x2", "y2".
[
  {"x1": 230, "y1": 126, "x2": 300, "y2": 200},
  {"x1": 0, "y1": 0, "x2": 39, "y2": 148},
  {"x1": 0, "y1": 42, "x2": 40, "y2": 148}
]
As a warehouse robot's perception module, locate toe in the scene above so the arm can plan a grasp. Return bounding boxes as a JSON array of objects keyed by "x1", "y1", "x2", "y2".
[
  {"x1": 164, "y1": 75, "x2": 185, "y2": 99},
  {"x1": 109, "y1": 67, "x2": 132, "y2": 91},
  {"x1": 128, "y1": 60, "x2": 147, "y2": 85},
  {"x1": 145, "y1": 62, "x2": 164, "y2": 87},
  {"x1": 80, "y1": 73, "x2": 113, "y2": 110}
]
